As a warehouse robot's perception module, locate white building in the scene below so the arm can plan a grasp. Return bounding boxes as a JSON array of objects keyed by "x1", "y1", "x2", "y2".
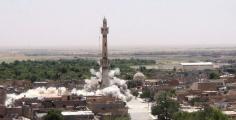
[
  {"x1": 180, "y1": 62, "x2": 214, "y2": 71},
  {"x1": 62, "y1": 111, "x2": 94, "y2": 120}
]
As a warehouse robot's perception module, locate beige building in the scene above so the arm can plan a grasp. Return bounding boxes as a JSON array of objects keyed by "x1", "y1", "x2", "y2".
[{"x1": 180, "y1": 62, "x2": 214, "y2": 71}]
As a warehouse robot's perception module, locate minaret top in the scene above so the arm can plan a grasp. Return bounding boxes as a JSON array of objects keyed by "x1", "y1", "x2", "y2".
[
  {"x1": 101, "y1": 17, "x2": 109, "y2": 34},
  {"x1": 103, "y1": 17, "x2": 107, "y2": 27}
]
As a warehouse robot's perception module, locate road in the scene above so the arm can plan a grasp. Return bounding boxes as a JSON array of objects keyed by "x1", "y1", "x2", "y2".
[{"x1": 127, "y1": 98, "x2": 153, "y2": 120}]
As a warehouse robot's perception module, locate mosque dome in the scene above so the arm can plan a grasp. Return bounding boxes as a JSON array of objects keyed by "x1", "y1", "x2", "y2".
[{"x1": 133, "y1": 72, "x2": 145, "y2": 81}]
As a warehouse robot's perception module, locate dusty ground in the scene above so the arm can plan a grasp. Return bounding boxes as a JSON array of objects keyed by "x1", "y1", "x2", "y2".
[{"x1": 127, "y1": 98, "x2": 152, "y2": 120}]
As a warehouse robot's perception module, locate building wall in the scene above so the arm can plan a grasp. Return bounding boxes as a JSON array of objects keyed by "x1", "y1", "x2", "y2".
[
  {"x1": 0, "y1": 87, "x2": 6, "y2": 105},
  {"x1": 0, "y1": 105, "x2": 6, "y2": 118},
  {"x1": 63, "y1": 115, "x2": 94, "y2": 120},
  {"x1": 86, "y1": 96, "x2": 128, "y2": 116},
  {"x1": 6, "y1": 107, "x2": 23, "y2": 116},
  {"x1": 182, "y1": 65, "x2": 214, "y2": 71},
  {"x1": 198, "y1": 82, "x2": 218, "y2": 91},
  {"x1": 5, "y1": 95, "x2": 127, "y2": 119}
]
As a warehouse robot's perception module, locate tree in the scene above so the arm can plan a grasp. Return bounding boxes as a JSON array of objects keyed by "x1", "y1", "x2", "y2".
[
  {"x1": 130, "y1": 89, "x2": 139, "y2": 98},
  {"x1": 174, "y1": 112, "x2": 192, "y2": 120},
  {"x1": 174, "y1": 107, "x2": 229, "y2": 120},
  {"x1": 30, "y1": 75, "x2": 38, "y2": 83},
  {"x1": 43, "y1": 110, "x2": 64, "y2": 120},
  {"x1": 127, "y1": 80, "x2": 143, "y2": 89},
  {"x1": 113, "y1": 114, "x2": 131, "y2": 120},
  {"x1": 0, "y1": 59, "x2": 155, "y2": 81},
  {"x1": 139, "y1": 66, "x2": 146, "y2": 72},
  {"x1": 189, "y1": 97, "x2": 208, "y2": 106},
  {"x1": 140, "y1": 89, "x2": 154, "y2": 100},
  {"x1": 151, "y1": 91, "x2": 180, "y2": 120},
  {"x1": 209, "y1": 72, "x2": 220, "y2": 79}
]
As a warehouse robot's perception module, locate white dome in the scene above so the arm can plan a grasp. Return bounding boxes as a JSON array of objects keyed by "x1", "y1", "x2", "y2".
[{"x1": 133, "y1": 72, "x2": 145, "y2": 81}]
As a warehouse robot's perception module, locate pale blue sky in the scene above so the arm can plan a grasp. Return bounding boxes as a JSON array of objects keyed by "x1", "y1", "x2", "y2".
[{"x1": 0, "y1": 0, "x2": 235, "y2": 48}]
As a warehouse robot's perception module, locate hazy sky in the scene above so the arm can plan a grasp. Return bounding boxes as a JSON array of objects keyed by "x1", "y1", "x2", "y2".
[{"x1": 0, "y1": 0, "x2": 236, "y2": 48}]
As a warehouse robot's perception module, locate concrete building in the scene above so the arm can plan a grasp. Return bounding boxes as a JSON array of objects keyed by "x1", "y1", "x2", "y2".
[
  {"x1": 86, "y1": 96, "x2": 128, "y2": 117},
  {"x1": 62, "y1": 110, "x2": 94, "y2": 120},
  {"x1": 223, "y1": 111, "x2": 236, "y2": 119},
  {"x1": 0, "y1": 94, "x2": 128, "y2": 120},
  {"x1": 190, "y1": 79, "x2": 225, "y2": 91},
  {"x1": 180, "y1": 62, "x2": 214, "y2": 71}
]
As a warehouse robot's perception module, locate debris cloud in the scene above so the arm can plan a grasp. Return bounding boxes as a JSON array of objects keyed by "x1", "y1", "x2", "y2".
[{"x1": 6, "y1": 68, "x2": 132, "y2": 106}]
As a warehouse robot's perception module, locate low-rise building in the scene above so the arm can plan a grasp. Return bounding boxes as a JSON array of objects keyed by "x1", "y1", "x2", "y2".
[
  {"x1": 0, "y1": 94, "x2": 128, "y2": 120},
  {"x1": 180, "y1": 62, "x2": 214, "y2": 71},
  {"x1": 62, "y1": 110, "x2": 94, "y2": 120}
]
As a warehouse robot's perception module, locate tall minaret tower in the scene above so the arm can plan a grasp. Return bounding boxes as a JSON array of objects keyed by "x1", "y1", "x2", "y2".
[{"x1": 101, "y1": 18, "x2": 109, "y2": 88}]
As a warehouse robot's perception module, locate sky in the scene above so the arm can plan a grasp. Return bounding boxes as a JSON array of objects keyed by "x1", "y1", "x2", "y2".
[{"x1": 0, "y1": 0, "x2": 236, "y2": 48}]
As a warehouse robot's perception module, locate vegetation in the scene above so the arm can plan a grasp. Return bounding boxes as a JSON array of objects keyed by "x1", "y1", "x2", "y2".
[
  {"x1": 113, "y1": 114, "x2": 131, "y2": 120},
  {"x1": 223, "y1": 64, "x2": 236, "y2": 74},
  {"x1": 43, "y1": 110, "x2": 64, "y2": 120},
  {"x1": 140, "y1": 89, "x2": 154, "y2": 100},
  {"x1": 151, "y1": 91, "x2": 229, "y2": 120},
  {"x1": 139, "y1": 66, "x2": 159, "y2": 79},
  {"x1": 110, "y1": 59, "x2": 155, "y2": 79},
  {"x1": 130, "y1": 89, "x2": 139, "y2": 97},
  {"x1": 127, "y1": 80, "x2": 143, "y2": 88},
  {"x1": 104, "y1": 114, "x2": 131, "y2": 120},
  {"x1": 189, "y1": 97, "x2": 208, "y2": 106},
  {"x1": 174, "y1": 107, "x2": 229, "y2": 120},
  {"x1": 0, "y1": 59, "x2": 99, "y2": 81},
  {"x1": 0, "y1": 59, "x2": 155, "y2": 81},
  {"x1": 151, "y1": 91, "x2": 179, "y2": 120},
  {"x1": 209, "y1": 72, "x2": 220, "y2": 79}
]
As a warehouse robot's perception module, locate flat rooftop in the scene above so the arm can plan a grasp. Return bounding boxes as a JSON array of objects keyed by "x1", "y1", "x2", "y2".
[
  {"x1": 34, "y1": 82, "x2": 48, "y2": 84},
  {"x1": 62, "y1": 111, "x2": 94, "y2": 116},
  {"x1": 181, "y1": 62, "x2": 213, "y2": 66},
  {"x1": 223, "y1": 111, "x2": 236, "y2": 115}
]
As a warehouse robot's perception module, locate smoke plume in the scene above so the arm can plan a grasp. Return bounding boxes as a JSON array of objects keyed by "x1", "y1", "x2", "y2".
[{"x1": 6, "y1": 68, "x2": 132, "y2": 106}]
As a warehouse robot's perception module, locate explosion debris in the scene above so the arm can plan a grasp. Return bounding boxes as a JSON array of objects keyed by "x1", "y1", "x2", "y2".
[{"x1": 5, "y1": 18, "x2": 132, "y2": 106}]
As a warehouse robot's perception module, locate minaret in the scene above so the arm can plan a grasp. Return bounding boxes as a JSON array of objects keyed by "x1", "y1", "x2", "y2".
[{"x1": 101, "y1": 18, "x2": 109, "y2": 88}]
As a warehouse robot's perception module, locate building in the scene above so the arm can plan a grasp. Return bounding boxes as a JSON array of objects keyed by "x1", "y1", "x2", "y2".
[
  {"x1": 190, "y1": 79, "x2": 225, "y2": 91},
  {"x1": 223, "y1": 111, "x2": 236, "y2": 119},
  {"x1": 62, "y1": 110, "x2": 94, "y2": 120},
  {"x1": 0, "y1": 93, "x2": 128, "y2": 120},
  {"x1": 180, "y1": 62, "x2": 214, "y2": 71},
  {"x1": 86, "y1": 96, "x2": 128, "y2": 117}
]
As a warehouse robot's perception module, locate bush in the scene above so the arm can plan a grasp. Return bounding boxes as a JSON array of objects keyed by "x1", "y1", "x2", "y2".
[
  {"x1": 174, "y1": 107, "x2": 229, "y2": 120},
  {"x1": 43, "y1": 110, "x2": 64, "y2": 120},
  {"x1": 131, "y1": 89, "x2": 139, "y2": 97},
  {"x1": 151, "y1": 91, "x2": 180, "y2": 120},
  {"x1": 209, "y1": 72, "x2": 220, "y2": 79},
  {"x1": 140, "y1": 89, "x2": 153, "y2": 100}
]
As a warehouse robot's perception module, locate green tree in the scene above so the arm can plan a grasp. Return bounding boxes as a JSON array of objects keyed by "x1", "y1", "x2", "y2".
[
  {"x1": 140, "y1": 89, "x2": 154, "y2": 100},
  {"x1": 113, "y1": 114, "x2": 131, "y2": 120},
  {"x1": 174, "y1": 112, "x2": 192, "y2": 120},
  {"x1": 30, "y1": 75, "x2": 38, "y2": 83},
  {"x1": 209, "y1": 72, "x2": 220, "y2": 79},
  {"x1": 43, "y1": 110, "x2": 64, "y2": 120},
  {"x1": 151, "y1": 91, "x2": 180, "y2": 120},
  {"x1": 0, "y1": 59, "x2": 155, "y2": 81},
  {"x1": 139, "y1": 66, "x2": 146, "y2": 72},
  {"x1": 174, "y1": 107, "x2": 229, "y2": 120},
  {"x1": 127, "y1": 80, "x2": 143, "y2": 89}
]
